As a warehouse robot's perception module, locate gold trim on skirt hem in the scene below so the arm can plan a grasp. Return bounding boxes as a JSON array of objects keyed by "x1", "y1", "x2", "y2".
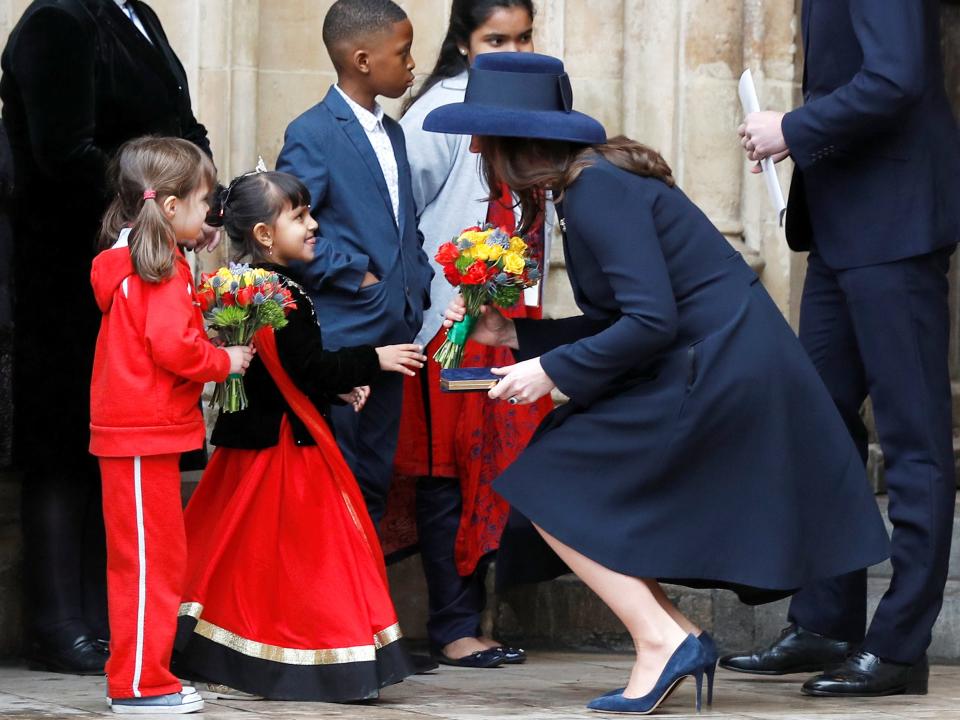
[{"x1": 178, "y1": 602, "x2": 403, "y2": 666}]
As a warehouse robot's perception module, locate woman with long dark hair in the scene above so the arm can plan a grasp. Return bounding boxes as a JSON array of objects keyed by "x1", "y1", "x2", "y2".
[
  {"x1": 426, "y1": 52, "x2": 890, "y2": 714},
  {"x1": 391, "y1": 0, "x2": 550, "y2": 669}
]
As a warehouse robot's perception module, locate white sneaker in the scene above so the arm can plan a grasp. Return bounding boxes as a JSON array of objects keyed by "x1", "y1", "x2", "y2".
[
  {"x1": 109, "y1": 687, "x2": 203, "y2": 714},
  {"x1": 204, "y1": 683, "x2": 263, "y2": 701}
]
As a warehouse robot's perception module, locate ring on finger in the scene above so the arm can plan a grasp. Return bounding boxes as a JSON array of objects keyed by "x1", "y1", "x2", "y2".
[{"x1": 508, "y1": 396, "x2": 519, "y2": 405}]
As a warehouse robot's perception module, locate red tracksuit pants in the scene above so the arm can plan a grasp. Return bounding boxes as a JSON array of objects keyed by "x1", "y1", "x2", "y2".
[{"x1": 100, "y1": 454, "x2": 184, "y2": 700}]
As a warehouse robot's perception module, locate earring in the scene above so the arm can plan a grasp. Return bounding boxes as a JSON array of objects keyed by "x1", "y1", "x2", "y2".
[
  {"x1": 459, "y1": 47, "x2": 468, "y2": 56},
  {"x1": 267, "y1": 246, "x2": 273, "y2": 255}
]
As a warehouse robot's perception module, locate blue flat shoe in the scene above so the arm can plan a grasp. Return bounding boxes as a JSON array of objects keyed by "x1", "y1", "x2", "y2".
[
  {"x1": 587, "y1": 635, "x2": 709, "y2": 714},
  {"x1": 492, "y1": 645, "x2": 527, "y2": 664}
]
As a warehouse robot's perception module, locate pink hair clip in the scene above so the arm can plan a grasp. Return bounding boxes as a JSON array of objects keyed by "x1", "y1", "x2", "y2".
[{"x1": 143, "y1": 189, "x2": 157, "y2": 200}]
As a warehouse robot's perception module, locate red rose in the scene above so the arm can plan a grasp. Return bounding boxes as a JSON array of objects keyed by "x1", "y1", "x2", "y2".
[
  {"x1": 284, "y1": 302, "x2": 298, "y2": 314},
  {"x1": 236, "y1": 286, "x2": 255, "y2": 307},
  {"x1": 221, "y1": 291, "x2": 235, "y2": 307},
  {"x1": 198, "y1": 289, "x2": 216, "y2": 311},
  {"x1": 461, "y1": 260, "x2": 489, "y2": 286},
  {"x1": 435, "y1": 242, "x2": 461, "y2": 266},
  {"x1": 443, "y1": 265, "x2": 462, "y2": 287}
]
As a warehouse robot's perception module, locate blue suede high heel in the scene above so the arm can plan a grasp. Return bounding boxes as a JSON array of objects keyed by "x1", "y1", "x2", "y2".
[
  {"x1": 597, "y1": 631, "x2": 719, "y2": 703},
  {"x1": 587, "y1": 634, "x2": 709, "y2": 714},
  {"x1": 697, "y1": 631, "x2": 719, "y2": 707}
]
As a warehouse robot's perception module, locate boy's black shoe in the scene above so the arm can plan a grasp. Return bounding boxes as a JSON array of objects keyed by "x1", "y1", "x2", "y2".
[
  {"x1": 802, "y1": 651, "x2": 928, "y2": 696},
  {"x1": 719, "y1": 624, "x2": 852, "y2": 675}
]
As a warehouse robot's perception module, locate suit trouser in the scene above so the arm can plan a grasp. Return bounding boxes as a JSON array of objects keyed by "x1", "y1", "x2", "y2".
[
  {"x1": 100, "y1": 454, "x2": 184, "y2": 700},
  {"x1": 330, "y1": 371, "x2": 404, "y2": 525},
  {"x1": 787, "y1": 248, "x2": 956, "y2": 664}
]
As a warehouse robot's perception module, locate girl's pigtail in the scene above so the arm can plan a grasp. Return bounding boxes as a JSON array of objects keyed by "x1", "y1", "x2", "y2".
[{"x1": 129, "y1": 191, "x2": 177, "y2": 283}]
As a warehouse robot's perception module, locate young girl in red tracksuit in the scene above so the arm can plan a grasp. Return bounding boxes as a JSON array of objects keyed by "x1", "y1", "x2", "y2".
[{"x1": 89, "y1": 137, "x2": 253, "y2": 715}]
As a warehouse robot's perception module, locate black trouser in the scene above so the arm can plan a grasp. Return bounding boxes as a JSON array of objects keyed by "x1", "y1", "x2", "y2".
[
  {"x1": 787, "y1": 248, "x2": 956, "y2": 664},
  {"x1": 415, "y1": 476, "x2": 488, "y2": 649},
  {"x1": 21, "y1": 460, "x2": 109, "y2": 641}
]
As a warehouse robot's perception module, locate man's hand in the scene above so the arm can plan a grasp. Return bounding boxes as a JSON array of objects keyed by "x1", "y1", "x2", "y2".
[
  {"x1": 738, "y1": 111, "x2": 788, "y2": 163},
  {"x1": 196, "y1": 223, "x2": 222, "y2": 253}
]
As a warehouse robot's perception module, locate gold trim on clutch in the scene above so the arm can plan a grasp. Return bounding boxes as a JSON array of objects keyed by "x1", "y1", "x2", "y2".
[{"x1": 179, "y1": 602, "x2": 402, "y2": 666}]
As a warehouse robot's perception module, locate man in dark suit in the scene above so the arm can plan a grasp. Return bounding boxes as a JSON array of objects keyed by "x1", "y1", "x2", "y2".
[
  {"x1": 1, "y1": 0, "x2": 213, "y2": 673},
  {"x1": 725, "y1": 0, "x2": 960, "y2": 696},
  {"x1": 276, "y1": 0, "x2": 433, "y2": 526}
]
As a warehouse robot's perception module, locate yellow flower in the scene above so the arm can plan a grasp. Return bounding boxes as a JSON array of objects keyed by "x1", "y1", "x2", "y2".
[
  {"x1": 472, "y1": 243, "x2": 492, "y2": 261},
  {"x1": 487, "y1": 244, "x2": 504, "y2": 261},
  {"x1": 502, "y1": 251, "x2": 526, "y2": 275},
  {"x1": 509, "y1": 236, "x2": 527, "y2": 254},
  {"x1": 458, "y1": 229, "x2": 488, "y2": 246}
]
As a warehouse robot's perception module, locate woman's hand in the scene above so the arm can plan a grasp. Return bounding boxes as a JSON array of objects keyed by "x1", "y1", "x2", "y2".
[
  {"x1": 338, "y1": 385, "x2": 370, "y2": 412},
  {"x1": 488, "y1": 357, "x2": 555, "y2": 405},
  {"x1": 443, "y1": 294, "x2": 518, "y2": 349},
  {"x1": 375, "y1": 343, "x2": 427, "y2": 376},
  {"x1": 224, "y1": 344, "x2": 255, "y2": 375}
]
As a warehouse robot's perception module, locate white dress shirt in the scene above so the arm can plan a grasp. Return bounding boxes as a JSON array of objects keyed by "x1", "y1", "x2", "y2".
[
  {"x1": 115, "y1": 0, "x2": 152, "y2": 43},
  {"x1": 334, "y1": 85, "x2": 400, "y2": 224}
]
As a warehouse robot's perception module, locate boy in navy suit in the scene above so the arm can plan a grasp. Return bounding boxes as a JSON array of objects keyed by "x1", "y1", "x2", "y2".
[{"x1": 277, "y1": 0, "x2": 432, "y2": 525}]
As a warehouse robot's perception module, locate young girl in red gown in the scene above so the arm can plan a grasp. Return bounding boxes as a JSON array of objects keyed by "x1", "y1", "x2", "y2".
[{"x1": 174, "y1": 170, "x2": 427, "y2": 701}]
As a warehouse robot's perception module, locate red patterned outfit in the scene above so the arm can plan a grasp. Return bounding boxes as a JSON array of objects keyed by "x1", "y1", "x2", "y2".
[{"x1": 388, "y1": 190, "x2": 553, "y2": 650}]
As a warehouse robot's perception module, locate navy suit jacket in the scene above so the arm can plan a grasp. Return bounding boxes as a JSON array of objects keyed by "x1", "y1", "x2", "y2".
[
  {"x1": 783, "y1": 0, "x2": 960, "y2": 269},
  {"x1": 276, "y1": 87, "x2": 433, "y2": 350}
]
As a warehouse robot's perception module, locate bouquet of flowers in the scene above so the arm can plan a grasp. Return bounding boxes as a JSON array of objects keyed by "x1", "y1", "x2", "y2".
[
  {"x1": 197, "y1": 263, "x2": 296, "y2": 412},
  {"x1": 433, "y1": 224, "x2": 541, "y2": 369}
]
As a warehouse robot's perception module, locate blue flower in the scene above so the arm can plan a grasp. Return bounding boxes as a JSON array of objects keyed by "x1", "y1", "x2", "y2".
[
  {"x1": 210, "y1": 276, "x2": 223, "y2": 288},
  {"x1": 253, "y1": 292, "x2": 267, "y2": 305}
]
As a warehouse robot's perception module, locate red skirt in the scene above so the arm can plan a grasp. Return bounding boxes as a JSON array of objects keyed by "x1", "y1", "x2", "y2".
[
  {"x1": 383, "y1": 304, "x2": 554, "y2": 576},
  {"x1": 174, "y1": 417, "x2": 412, "y2": 701}
]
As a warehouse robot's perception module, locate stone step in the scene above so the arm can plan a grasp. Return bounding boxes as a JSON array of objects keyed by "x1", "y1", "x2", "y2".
[
  {"x1": 490, "y1": 575, "x2": 960, "y2": 663},
  {"x1": 484, "y1": 495, "x2": 960, "y2": 662}
]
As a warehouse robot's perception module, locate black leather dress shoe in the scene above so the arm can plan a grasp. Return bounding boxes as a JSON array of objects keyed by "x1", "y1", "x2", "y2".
[
  {"x1": 27, "y1": 633, "x2": 108, "y2": 675},
  {"x1": 719, "y1": 624, "x2": 852, "y2": 675},
  {"x1": 432, "y1": 647, "x2": 505, "y2": 668},
  {"x1": 802, "y1": 651, "x2": 928, "y2": 697}
]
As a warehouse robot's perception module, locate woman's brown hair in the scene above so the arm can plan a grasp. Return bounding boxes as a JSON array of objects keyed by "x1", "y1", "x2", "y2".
[
  {"x1": 99, "y1": 136, "x2": 216, "y2": 282},
  {"x1": 478, "y1": 135, "x2": 675, "y2": 234}
]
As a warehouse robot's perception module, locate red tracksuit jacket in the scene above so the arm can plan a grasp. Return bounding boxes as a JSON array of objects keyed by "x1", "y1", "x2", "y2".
[{"x1": 89, "y1": 235, "x2": 230, "y2": 457}]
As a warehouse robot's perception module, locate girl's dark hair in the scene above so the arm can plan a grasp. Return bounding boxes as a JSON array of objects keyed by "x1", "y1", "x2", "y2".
[
  {"x1": 100, "y1": 136, "x2": 216, "y2": 282},
  {"x1": 478, "y1": 135, "x2": 676, "y2": 234},
  {"x1": 219, "y1": 171, "x2": 311, "y2": 262},
  {"x1": 402, "y1": 0, "x2": 534, "y2": 114}
]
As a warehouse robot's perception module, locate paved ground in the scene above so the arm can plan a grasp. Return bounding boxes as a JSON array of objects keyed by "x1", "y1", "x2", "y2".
[{"x1": 0, "y1": 653, "x2": 958, "y2": 719}]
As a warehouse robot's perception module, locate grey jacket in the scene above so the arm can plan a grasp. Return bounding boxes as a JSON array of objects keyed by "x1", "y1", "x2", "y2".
[{"x1": 400, "y1": 71, "x2": 553, "y2": 348}]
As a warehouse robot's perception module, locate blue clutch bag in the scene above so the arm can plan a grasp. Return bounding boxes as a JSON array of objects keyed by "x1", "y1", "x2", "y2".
[{"x1": 439, "y1": 367, "x2": 500, "y2": 392}]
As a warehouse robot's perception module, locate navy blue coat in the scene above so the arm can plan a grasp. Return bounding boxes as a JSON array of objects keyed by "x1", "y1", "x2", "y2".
[
  {"x1": 276, "y1": 87, "x2": 433, "y2": 349},
  {"x1": 783, "y1": 0, "x2": 960, "y2": 269},
  {"x1": 493, "y1": 159, "x2": 890, "y2": 598}
]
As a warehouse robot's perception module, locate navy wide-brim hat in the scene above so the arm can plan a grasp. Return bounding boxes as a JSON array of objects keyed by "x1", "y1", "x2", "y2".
[{"x1": 423, "y1": 53, "x2": 606, "y2": 145}]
